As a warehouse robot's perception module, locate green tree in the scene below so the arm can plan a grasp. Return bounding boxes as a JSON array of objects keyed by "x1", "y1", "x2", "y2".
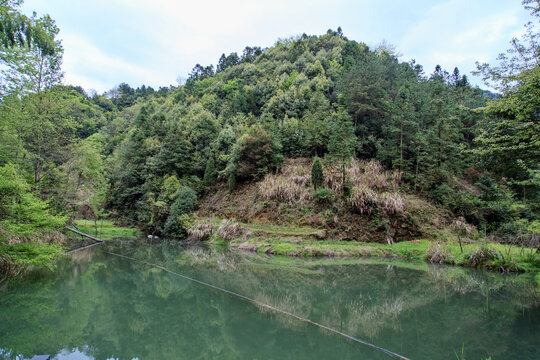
[
  {"x1": 162, "y1": 186, "x2": 196, "y2": 237},
  {"x1": 473, "y1": 0, "x2": 540, "y2": 199},
  {"x1": 228, "y1": 173, "x2": 236, "y2": 193},
  {"x1": 203, "y1": 157, "x2": 217, "y2": 186},
  {"x1": 311, "y1": 157, "x2": 324, "y2": 190},
  {"x1": 226, "y1": 125, "x2": 281, "y2": 181},
  {"x1": 0, "y1": 1, "x2": 55, "y2": 56},
  {"x1": 0, "y1": 163, "x2": 65, "y2": 237},
  {"x1": 327, "y1": 110, "x2": 356, "y2": 191},
  {"x1": 1, "y1": 13, "x2": 63, "y2": 95}
]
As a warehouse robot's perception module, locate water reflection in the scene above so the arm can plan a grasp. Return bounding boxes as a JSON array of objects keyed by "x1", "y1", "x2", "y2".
[{"x1": 0, "y1": 238, "x2": 538, "y2": 360}]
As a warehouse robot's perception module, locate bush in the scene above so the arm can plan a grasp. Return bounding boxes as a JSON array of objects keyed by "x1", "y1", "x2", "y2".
[
  {"x1": 226, "y1": 125, "x2": 282, "y2": 181},
  {"x1": 467, "y1": 246, "x2": 501, "y2": 267},
  {"x1": 314, "y1": 188, "x2": 333, "y2": 204},
  {"x1": 163, "y1": 186, "x2": 197, "y2": 237}
]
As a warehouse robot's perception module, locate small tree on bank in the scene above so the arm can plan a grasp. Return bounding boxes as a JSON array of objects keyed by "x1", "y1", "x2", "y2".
[
  {"x1": 311, "y1": 157, "x2": 324, "y2": 189},
  {"x1": 228, "y1": 173, "x2": 236, "y2": 193},
  {"x1": 203, "y1": 158, "x2": 217, "y2": 186}
]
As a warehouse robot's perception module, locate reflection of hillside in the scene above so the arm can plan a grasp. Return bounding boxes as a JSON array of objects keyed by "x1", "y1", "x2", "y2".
[{"x1": 0, "y1": 240, "x2": 537, "y2": 360}]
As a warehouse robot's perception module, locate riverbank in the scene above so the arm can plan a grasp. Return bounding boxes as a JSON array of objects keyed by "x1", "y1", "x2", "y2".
[{"x1": 189, "y1": 217, "x2": 540, "y2": 281}]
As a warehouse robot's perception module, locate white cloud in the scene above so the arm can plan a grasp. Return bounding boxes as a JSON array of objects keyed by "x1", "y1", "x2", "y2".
[
  {"x1": 21, "y1": 0, "x2": 532, "y2": 91},
  {"x1": 61, "y1": 33, "x2": 173, "y2": 92},
  {"x1": 398, "y1": 0, "x2": 524, "y2": 79}
]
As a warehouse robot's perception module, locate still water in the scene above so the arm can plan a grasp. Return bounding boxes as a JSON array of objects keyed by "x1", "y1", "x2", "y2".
[{"x1": 0, "y1": 238, "x2": 538, "y2": 360}]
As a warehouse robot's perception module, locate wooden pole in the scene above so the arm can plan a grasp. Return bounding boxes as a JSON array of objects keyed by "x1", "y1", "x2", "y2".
[{"x1": 65, "y1": 227, "x2": 104, "y2": 243}]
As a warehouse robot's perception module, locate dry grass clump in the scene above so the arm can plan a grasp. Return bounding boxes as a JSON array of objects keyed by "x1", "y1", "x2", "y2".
[
  {"x1": 348, "y1": 186, "x2": 404, "y2": 215},
  {"x1": 187, "y1": 219, "x2": 216, "y2": 241},
  {"x1": 258, "y1": 174, "x2": 311, "y2": 203},
  {"x1": 425, "y1": 243, "x2": 454, "y2": 264},
  {"x1": 258, "y1": 157, "x2": 403, "y2": 211},
  {"x1": 377, "y1": 192, "x2": 404, "y2": 215},
  {"x1": 258, "y1": 159, "x2": 312, "y2": 204},
  {"x1": 324, "y1": 159, "x2": 400, "y2": 194},
  {"x1": 348, "y1": 185, "x2": 377, "y2": 214},
  {"x1": 0, "y1": 229, "x2": 66, "y2": 245},
  {"x1": 217, "y1": 219, "x2": 246, "y2": 241}
]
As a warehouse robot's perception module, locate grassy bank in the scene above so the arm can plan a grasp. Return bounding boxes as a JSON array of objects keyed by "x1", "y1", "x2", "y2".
[
  {"x1": 72, "y1": 219, "x2": 142, "y2": 240},
  {"x1": 189, "y1": 217, "x2": 540, "y2": 276}
]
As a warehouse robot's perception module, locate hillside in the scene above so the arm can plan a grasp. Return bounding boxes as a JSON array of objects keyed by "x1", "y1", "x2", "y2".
[{"x1": 197, "y1": 158, "x2": 445, "y2": 243}]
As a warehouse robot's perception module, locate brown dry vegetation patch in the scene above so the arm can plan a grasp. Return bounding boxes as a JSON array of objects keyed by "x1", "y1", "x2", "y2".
[{"x1": 198, "y1": 158, "x2": 451, "y2": 243}]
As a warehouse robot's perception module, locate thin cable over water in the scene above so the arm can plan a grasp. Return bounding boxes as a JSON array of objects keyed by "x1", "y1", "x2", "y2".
[{"x1": 106, "y1": 251, "x2": 411, "y2": 360}]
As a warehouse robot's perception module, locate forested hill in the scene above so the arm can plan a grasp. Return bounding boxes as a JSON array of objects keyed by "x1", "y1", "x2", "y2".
[
  {"x1": 1, "y1": 9, "x2": 538, "y2": 264},
  {"x1": 102, "y1": 31, "x2": 494, "y2": 234}
]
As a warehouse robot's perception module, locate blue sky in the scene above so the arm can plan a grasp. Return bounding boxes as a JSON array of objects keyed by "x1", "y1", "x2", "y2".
[{"x1": 21, "y1": 0, "x2": 532, "y2": 93}]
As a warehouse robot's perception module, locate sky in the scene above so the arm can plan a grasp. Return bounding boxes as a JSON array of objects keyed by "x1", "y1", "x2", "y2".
[{"x1": 21, "y1": 0, "x2": 533, "y2": 93}]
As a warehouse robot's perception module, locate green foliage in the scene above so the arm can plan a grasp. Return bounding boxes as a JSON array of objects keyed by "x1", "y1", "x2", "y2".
[
  {"x1": 311, "y1": 157, "x2": 324, "y2": 189},
  {"x1": 314, "y1": 188, "x2": 333, "y2": 204},
  {"x1": 0, "y1": 1, "x2": 55, "y2": 57},
  {"x1": 0, "y1": 163, "x2": 66, "y2": 237},
  {"x1": 203, "y1": 158, "x2": 217, "y2": 186},
  {"x1": 227, "y1": 126, "x2": 281, "y2": 181},
  {"x1": 228, "y1": 173, "x2": 237, "y2": 193},
  {"x1": 163, "y1": 186, "x2": 197, "y2": 237},
  {"x1": 0, "y1": 242, "x2": 64, "y2": 268}
]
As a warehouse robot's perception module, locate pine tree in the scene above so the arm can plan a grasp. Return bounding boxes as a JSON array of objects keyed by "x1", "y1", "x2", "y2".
[
  {"x1": 327, "y1": 110, "x2": 356, "y2": 192},
  {"x1": 311, "y1": 157, "x2": 324, "y2": 189},
  {"x1": 228, "y1": 173, "x2": 236, "y2": 193},
  {"x1": 203, "y1": 158, "x2": 216, "y2": 186}
]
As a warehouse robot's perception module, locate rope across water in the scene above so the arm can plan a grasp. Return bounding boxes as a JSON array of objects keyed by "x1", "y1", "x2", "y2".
[{"x1": 106, "y1": 250, "x2": 411, "y2": 360}]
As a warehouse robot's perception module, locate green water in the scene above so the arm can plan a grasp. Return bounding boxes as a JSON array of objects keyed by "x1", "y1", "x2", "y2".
[{"x1": 0, "y1": 239, "x2": 538, "y2": 360}]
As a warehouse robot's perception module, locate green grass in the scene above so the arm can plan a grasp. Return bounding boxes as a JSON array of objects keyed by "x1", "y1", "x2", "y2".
[{"x1": 73, "y1": 219, "x2": 142, "y2": 240}]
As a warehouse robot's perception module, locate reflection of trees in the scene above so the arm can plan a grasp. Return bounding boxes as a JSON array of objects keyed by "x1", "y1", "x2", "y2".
[{"x1": 0, "y1": 240, "x2": 538, "y2": 360}]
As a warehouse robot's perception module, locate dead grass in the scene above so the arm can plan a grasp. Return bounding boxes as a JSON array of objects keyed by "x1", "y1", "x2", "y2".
[
  {"x1": 258, "y1": 174, "x2": 312, "y2": 203},
  {"x1": 187, "y1": 219, "x2": 216, "y2": 241},
  {"x1": 425, "y1": 243, "x2": 454, "y2": 264},
  {"x1": 217, "y1": 219, "x2": 250, "y2": 241}
]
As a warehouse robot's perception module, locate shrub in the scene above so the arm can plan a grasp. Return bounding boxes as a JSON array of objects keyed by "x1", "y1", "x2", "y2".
[
  {"x1": 314, "y1": 188, "x2": 333, "y2": 204},
  {"x1": 467, "y1": 246, "x2": 501, "y2": 267},
  {"x1": 163, "y1": 186, "x2": 197, "y2": 237}
]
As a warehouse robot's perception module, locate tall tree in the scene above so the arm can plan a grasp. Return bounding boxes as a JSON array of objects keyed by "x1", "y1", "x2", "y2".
[
  {"x1": 0, "y1": 13, "x2": 63, "y2": 95},
  {"x1": 473, "y1": 0, "x2": 540, "y2": 199},
  {"x1": 0, "y1": 0, "x2": 54, "y2": 56}
]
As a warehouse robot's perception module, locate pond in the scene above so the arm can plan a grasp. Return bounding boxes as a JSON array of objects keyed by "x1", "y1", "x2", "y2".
[{"x1": 0, "y1": 238, "x2": 538, "y2": 360}]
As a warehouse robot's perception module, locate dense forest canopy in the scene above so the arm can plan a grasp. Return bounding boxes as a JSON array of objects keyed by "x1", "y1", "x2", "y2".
[{"x1": 0, "y1": 0, "x2": 538, "y2": 256}]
